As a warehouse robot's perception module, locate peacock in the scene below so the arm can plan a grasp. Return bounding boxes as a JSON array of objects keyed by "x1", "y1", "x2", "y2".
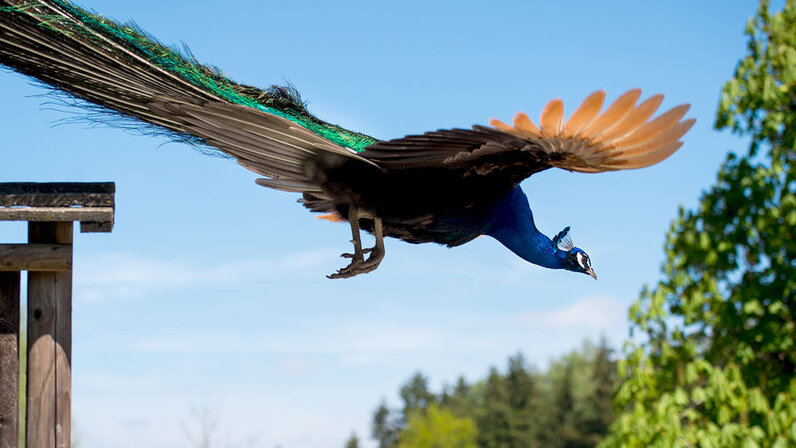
[{"x1": 0, "y1": 0, "x2": 694, "y2": 279}]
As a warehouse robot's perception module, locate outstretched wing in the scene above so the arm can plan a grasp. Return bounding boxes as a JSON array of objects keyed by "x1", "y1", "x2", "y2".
[
  {"x1": 361, "y1": 89, "x2": 695, "y2": 186},
  {"x1": 0, "y1": 0, "x2": 377, "y2": 190}
]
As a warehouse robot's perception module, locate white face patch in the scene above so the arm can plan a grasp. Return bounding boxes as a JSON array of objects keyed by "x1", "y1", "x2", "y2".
[{"x1": 577, "y1": 252, "x2": 587, "y2": 269}]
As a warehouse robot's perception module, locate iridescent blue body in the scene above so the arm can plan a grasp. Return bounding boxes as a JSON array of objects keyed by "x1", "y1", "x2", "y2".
[{"x1": 486, "y1": 187, "x2": 570, "y2": 270}]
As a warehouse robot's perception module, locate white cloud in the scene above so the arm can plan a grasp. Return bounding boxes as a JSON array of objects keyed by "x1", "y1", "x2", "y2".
[
  {"x1": 124, "y1": 295, "x2": 627, "y2": 369},
  {"x1": 517, "y1": 295, "x2": 625, "y2": 330},
  {"x1": 72, "y1": 249, "x2": 338, "y2": 302},
  {"x1": 276, "y1": 356, "x2": 315, "y2": 375}
]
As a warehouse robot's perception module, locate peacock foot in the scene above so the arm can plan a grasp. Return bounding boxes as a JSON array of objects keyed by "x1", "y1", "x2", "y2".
[
  {"x1": 327, "y1": 245, "x2": 384, "y2": 279},
  {"x1": 327, "y1": 208, "x2": 385, "y2": 279}
]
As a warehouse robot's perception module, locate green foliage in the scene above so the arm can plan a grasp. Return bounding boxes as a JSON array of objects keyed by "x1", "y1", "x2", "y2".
[
  {"x1": 398, "y1": 404, "x2": 478, "y2": 448},
  {"x1": 401, "y1": 372, "x2": 436, "y2": 417},
  {"x1": 439, "y1": 376, "x2": 476, "y2": 419},
  {"x1": 542, "y1": 339, "x2": 617, "y2": 448},
  {"x1": 602, "y1": 1, "x2": 796, "y2": 446},
  {"x1": 372, "y1": 400, "x2": 401, "y2": 448},
  {"x1": 344, "y1": 432, "x2": 361, "y2": 448},
  {"x1": 371, "y1": 340, "x2": 617, "y2": 448},
  {"x1": 475, "y1": 367, "x2": 516, "y2": 447}
]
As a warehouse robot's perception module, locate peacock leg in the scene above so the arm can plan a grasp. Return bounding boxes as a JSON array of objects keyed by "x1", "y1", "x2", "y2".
[
  {"x1": 360, "y1": 216, "x2": 385, "y2": 270},
  {"x1": 327, "y1": 208, "x2": 385, "y2": 279}
]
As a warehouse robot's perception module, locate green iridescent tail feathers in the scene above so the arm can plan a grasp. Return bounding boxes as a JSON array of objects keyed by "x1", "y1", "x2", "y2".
[{"x1": 0, "y1": 0, "x2": 379, "y2": 151}]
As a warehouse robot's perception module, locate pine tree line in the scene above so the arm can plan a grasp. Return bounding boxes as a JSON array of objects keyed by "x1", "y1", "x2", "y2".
[{"x1": 357, "y1": 338, "x2": 615, "y2": 448}]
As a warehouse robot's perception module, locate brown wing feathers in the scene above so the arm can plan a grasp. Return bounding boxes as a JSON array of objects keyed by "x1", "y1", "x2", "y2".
[
  {"x1": 146, "y1": 99, "x2": 377, "y2": 191},
  {"x1": 489, "y1": 89, "x2": 695, "y2": 172}
]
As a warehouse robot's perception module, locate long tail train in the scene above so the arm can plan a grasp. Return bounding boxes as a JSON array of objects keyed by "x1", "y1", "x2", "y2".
[{"x1": 0, "y1": 0, "x2": 379, "y2": 161}]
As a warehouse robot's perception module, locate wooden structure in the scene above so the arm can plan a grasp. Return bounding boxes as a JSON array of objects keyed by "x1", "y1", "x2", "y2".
[{"x1": 0, "y1": 183, "x2": 115, "y2": 448}]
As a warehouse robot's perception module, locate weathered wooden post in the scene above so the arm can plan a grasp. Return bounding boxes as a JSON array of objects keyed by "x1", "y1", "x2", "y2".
[{"x1": 0, "y1": 182, "x2": 115, "y2": 448}]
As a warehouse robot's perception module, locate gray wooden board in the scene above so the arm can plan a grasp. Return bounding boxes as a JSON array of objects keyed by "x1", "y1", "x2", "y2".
[
  {"x1": 0, "y1": 272, "x2": 20, "y2": 448},
  {"x1": 0, "y1": 193, "x2": 114, "y2": 208},
  {"x1": 0, "y1": 207, "x2": 114, "y2": 223},
  {"x1": 26, "y1": 222, "x2": 73, "y2": 448}
]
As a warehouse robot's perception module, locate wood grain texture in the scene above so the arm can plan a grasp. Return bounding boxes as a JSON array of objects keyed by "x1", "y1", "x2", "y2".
[
  {"x1": 26, "y1": 222, "x2": 73, "y2": 448},
  {"x1": 0, "y1": 244, "x2": 72, "y2": 272},
  {"x1": 0, "y1": 207, "x2": 113, "y2": 223},
  {"x1": 0, "y1": 193, "x2": 113, "y2": 208},
  {"x1": 0, "y1": 272, "x2": 20, "y2": 448}
]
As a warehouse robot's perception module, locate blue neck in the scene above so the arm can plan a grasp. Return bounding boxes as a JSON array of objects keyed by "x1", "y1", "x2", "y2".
[{"x1": 486, "y1": 187, "x2": 568, "y2": 269}]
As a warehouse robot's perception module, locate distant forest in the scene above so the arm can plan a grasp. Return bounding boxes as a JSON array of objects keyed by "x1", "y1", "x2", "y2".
[{"x1": 343, "y1": 338, "x2": 615, "y2": 448}]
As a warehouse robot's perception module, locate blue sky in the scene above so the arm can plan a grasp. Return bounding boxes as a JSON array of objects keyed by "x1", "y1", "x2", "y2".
[{"x1": 0, "y1": 1, "x2": 763, "y2": 447}]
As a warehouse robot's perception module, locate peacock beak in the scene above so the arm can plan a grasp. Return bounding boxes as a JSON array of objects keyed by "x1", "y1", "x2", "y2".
[{"x1": 588, "y1": 269, "x2": 598, "y2": 280}]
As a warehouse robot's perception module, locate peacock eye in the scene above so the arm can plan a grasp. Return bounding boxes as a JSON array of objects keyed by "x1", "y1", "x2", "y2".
[{"x1": 576, "y1": 252, "x2": 585, "y2": 268}]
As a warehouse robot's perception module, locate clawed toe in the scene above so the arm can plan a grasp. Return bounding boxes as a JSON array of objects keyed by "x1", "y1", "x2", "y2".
[
  {"x1": 327, "y1": 259, "x2": 362, "y2": 279},
  {"x1": 328, "y1": 247, "x2": 384, "y2": 279},
  {"x1": 341, "y1": 248, "x2": 372, "y2": 259},
  {"x1": 327, "y1": 208, "x2": 385, "y2": 279}
]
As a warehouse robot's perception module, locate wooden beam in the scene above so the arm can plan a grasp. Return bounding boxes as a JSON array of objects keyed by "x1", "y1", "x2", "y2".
[
  {"x1": 0, "y1": 207, "x2": 113, "y2": 223},
  {"x1": 0, "y1": 193, "x2": 113, "y2": 208},
  {"x1": 26, "y1": 222, "x2": 72, "y2": 448},
  {"x1": 0, "y1": 182, "x2": 116, "y2": 233},
  {"x1": 79, "y1": 221, "x2": 114, "y2": 233},
  {"x1": 0, "y1": 182, "x2": 115, "y2": 195},
  {"x1": 0, "y1": 183, "x2": 115, "y2": 209},
  {"x1": 0, "y1": 272, "x2": 20, "y2": 448},
  {"x1": 0, "y1": 244, "x2": 72, "y2": 272}
]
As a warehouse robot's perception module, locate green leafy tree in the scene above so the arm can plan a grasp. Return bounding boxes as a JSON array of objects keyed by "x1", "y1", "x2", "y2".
[
  {"x1": 602, "y1": 1, "x2": 796, "y2": 446},
  {"x1": 505, "y1": 352, "x2": 540, "y2": 444},
  {"x1": 344, "y1": 432, "x2": 361, "y2": 448},
  {"x1": 579, "y1": 338, "x2": 615, "y2": 444},
  {"x1": 398, "y1": 404, "x2": 478, "y2": 448},
  {"x1": 475, "y1": 355, "x2": 544, "y2": 447},
  {"x1": 476, "y1": 367, "x2": 513, "y2": 448},
  {"x1": 372, "y1": 401, "x2": 401, "y2": 448},
  {"x1": 373, "y1": 372, "x2": 438, "y2": 448},
  {"x1": 400, "y1": 372, "x2": 436, "y2": 417},
  {"x1": 439, "y1": 376, "x2": 476, "y2": 419},
  {"x1": 539, "y1": 340, "x2": 616, "y2": 448},
  {"x1": 548, "y1": 361, "x2": 579, "y2": 448}
]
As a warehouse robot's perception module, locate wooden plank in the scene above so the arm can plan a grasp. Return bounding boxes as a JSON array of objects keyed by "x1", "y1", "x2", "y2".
[
  {"x1": 0, "y1": 272, "x2": 20, "y2": 448},
  {"x1": 0, "y1": 244, "x2": 72, "y2": 272},
  {"x1": 79, "y1": 221, "x2": 114, "y2": 233},
  {"x1": 0, "y1": 193, "x2": 114, "y2": 208},
  {"x1": 26, "y1": 269, "x2": 55, "y2": 448},
  {"x1": 26, "y1": 222, "x2": 72, "y2": 448},
  {"x1": 53, "y1": 226, "x2": 72, "y2": 448},
  {"x1": 0, "y1": 207, "x2": 113, "y2": 223},
  {"x1": 0, "y1": 183, "x2": 115, "y2": 195}
]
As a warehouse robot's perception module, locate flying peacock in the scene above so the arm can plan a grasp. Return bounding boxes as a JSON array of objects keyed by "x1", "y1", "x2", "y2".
[{"x1": 0, "y1": 0, "x2": 694, "y2": 279}]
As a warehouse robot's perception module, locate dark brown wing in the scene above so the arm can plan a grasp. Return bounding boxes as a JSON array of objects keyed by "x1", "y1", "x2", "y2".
[{"x1": 361, "y1": 89, "x2": 695, "y2": 186}]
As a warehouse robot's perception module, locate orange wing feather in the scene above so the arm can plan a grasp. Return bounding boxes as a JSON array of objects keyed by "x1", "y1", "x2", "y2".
[{"x1": 489, "y1": 89, "x2": 694, "y2": 173}]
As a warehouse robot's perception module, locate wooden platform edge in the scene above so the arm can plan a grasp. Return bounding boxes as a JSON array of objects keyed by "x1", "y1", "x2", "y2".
[
  {"x1": 0, "y1": 207, "x2": 114, "y2": 233},
  {"x1": 0, "y1": 182, "x2": 115, "y2": 195}
]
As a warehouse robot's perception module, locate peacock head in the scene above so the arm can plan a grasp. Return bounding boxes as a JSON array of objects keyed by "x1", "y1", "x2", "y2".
[
  {"x1": 566, "y1": 248, "x2": 597, "y2": 280},
  {"x1": 553, "y1": 227, "x2": 597, "y2": 280}
]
